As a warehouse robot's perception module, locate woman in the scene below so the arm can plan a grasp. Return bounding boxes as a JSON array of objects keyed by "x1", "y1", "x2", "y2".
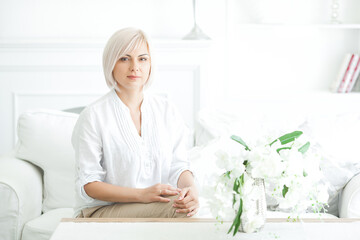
[{"x1": 71, "y1": 27, "x2": 199, "y2": 218}]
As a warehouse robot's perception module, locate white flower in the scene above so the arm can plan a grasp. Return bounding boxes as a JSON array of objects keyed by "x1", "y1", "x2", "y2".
[
  {"x1": 316, "y1": 184, "x2": 329, "y2": 204},
  {"x1": 215, "y1": 150, "x2": 231, "y2": 170},
  {"x1": 206, "y1": 131, "x2": 329, "y2": 236},
  {"x1": 241, "y1": 215, "x2": 265, "y2": 233},
  {"x1": 280, "y1": 148, "x2": 304, "y2": 177},
  {"x1": 230, "y1": 157, "x2": 245, "y2": 178},
  {"x1": 247, "y1": 145, "x2": 285, "y2": 178},
  {"x1": 242, "y1": 172, "x2": 255, "y2": 196}
]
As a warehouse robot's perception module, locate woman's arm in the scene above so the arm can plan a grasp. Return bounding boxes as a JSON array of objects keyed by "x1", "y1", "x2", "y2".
[
  {"x1": 84, "y1": 181, "x2": 181, "y2": 203},
  {"x1": 177, "y1": 170, "x2": 195, "y2": 188},
  {"x1": 173, "y1": 170, "x2": 200, "y2": 216}
]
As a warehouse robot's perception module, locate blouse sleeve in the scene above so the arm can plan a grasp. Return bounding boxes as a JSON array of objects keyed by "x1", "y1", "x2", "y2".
[
  {"x1": 71, "y1": 108, "x2": 105, "y2": 203},
  {"x1": 167, "y1": 103, "x2": 194, "y2": 187}
]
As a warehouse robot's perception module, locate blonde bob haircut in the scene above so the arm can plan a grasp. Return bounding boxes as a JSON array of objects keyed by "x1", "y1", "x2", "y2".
[{"x1": 102, "y1": 27, "x2": 153, "y2": 91}]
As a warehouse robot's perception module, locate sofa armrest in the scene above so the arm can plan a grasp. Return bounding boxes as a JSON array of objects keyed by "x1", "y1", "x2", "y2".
[
  {"x1": 0, "y1": 154, "x2": 43, "y2": 240},
  {"x1": 339, "y1": 173, "x2": 360, "y2": 218}
]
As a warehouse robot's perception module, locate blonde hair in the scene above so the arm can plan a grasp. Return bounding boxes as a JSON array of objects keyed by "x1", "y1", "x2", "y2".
[{"x1": 102, "y1": 28, "x2": 153, "y2": 91}]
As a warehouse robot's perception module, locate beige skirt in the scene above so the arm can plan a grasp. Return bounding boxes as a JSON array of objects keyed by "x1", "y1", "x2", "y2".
[{"x1": 77, "y1": 195, "x2": 189, "y2": 218}]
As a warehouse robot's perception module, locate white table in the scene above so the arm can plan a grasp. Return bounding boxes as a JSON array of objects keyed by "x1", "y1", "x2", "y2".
[{"x1": 50, "y1": 218, "x2": 360, "y2": 240}]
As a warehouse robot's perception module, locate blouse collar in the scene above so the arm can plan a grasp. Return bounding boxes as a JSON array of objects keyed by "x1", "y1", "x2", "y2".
[{"x1": 111, "y1": 88, "x2": 147, "y2": 113}]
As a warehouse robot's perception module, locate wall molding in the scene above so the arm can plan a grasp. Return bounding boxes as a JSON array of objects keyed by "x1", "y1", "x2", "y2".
[
  {"x1": 0, "y1": 65, "x2": 101, "y2": 72},
  {"x1": 0, "y1": 38, "x2": 211, "y2": 50}
]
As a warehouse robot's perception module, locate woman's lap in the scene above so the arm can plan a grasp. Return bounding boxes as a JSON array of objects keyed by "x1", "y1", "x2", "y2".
[{"x1": 77, "y1": 195, "x2": 189, "y2": 218}]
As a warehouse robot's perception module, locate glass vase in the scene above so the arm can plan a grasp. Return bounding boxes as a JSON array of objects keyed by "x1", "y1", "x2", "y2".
[{"x1": 239, "y1": 178, "x2": 267, "y2": 233}]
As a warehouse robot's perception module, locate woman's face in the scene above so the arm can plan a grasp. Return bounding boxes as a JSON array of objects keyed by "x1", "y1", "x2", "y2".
[{"x1": 113, "y1": 41, "x2": 151, "y2": 92}]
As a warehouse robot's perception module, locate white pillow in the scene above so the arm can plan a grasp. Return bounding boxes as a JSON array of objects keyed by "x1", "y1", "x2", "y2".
[
  {"x1": 15, "y1": 109, "x2": 79, "y2": 212},
  {"x1": 298, "y1": 112, "x2": 360, "y2": 216},
  {"x1": 195, "y1": 107, "x2": 305, "y2": 147},
  {"x1": 304, "y1": 112, "x2": 360, "y2": 165}
]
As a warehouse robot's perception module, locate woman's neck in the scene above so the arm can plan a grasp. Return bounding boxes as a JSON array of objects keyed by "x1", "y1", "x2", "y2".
[{"x1": 115, "y1": 89, "x2": 144, "y2": 112}]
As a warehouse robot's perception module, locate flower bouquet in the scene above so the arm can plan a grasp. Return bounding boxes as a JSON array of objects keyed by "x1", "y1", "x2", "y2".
[{"x1": 205, "y1": 131, "x2": 329, "y2": 235}]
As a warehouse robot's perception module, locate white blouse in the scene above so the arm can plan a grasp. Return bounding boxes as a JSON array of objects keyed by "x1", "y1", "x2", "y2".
[{"x1": 71, "y1": 89, "x2": 193, "y2": 216}]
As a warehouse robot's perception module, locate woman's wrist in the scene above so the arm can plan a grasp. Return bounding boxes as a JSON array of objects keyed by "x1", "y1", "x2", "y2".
[{"x1": 135, "y1": 188, "x2": 145, "y2": 202}]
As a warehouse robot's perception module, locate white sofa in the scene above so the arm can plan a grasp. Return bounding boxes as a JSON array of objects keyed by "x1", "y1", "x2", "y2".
[{"x1": 1, "y1": 106, "x2": 360, "y2": 240}]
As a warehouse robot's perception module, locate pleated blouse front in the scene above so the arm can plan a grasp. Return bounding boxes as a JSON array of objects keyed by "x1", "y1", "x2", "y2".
[{"x1": 71, "y1": 89, "x2": 192, "y2": 215}]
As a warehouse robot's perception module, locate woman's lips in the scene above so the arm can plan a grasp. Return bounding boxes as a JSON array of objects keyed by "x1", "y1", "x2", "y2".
[{"x1": 127, "y1": 76, "x2": 141, "y2": 80}]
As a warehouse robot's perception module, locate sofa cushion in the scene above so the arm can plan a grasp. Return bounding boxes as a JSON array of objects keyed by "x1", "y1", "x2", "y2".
[
  {"x1": 15, "y1": 109, "x2": 79, "y2": 212},
  {"x1": 21, "y1": 208, "x2": 74, "y2": 240}
]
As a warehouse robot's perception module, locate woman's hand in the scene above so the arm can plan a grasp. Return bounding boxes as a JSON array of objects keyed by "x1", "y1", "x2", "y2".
[
  {"x1": 142, "y1": 183, "x2": 181, "y2": 203},
  {"x1": 172, "y1": 186, "x2": 199, "y2": 217}
]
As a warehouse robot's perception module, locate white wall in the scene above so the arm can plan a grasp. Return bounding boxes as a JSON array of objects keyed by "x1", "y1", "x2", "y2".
[
  {"x1": 225, "y1": 0, "x2": 360, "y2": 98},
  {"x1": 0, "y1": 0, "x2": 227, "y2": 40},
  {"x1": 1, "y1": 0, "x2": 360, "y2": 154},
  {"x1": 0, "y1": 0, "x2": 227, "y2": 155}
]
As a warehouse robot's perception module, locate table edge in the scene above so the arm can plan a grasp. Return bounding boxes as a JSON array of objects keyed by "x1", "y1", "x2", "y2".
[{"x1": 61, "y1": 218, "x2": 360, "y2": 223}]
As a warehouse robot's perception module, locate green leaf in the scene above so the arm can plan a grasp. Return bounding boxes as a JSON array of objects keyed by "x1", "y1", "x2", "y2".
[
  {"x1": 278, "y1": 131, "x2": 303, "y2": 145},
  {"x1": 282, "y1": 185, "x2": 289, "y2": 197},
  {"x1": 303, "y1": 171, "x2": 308, "y2": 177},
  {"x1": 298, "y1": 142, "x2": 310, "y2": 154},
  {"x1": 224, "y1": 171, "x2": 231, "y2": 179},
  {"x1": 269, "y1": 139, "x2": 278, "y2": 146},
  {"x1": 231, "y1": 135, "x2": 251, "y2": 151},
  {"x1": 271, "y1": 131, "x2": 303, "y2": 146},
  {"x1": 276, "y1": 147, "x2": 292, "y2": 154},
  {"x1": 233, "y1": 178, "x2": 240, "y2": 194},
  {"x1": 240, "y1": 173, "x2": 244, "y2": 185},
  {"x1": 228, "y1": 198, "x2": 243, "y2": 236},
  {"x1": 233, "y1": 199, "x2": 243, "y2": 235}
]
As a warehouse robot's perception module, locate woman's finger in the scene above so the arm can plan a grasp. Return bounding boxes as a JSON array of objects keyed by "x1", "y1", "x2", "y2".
[
  {"x1": 165, "y1": 185, "x2": 181, "y2": 192},
  {"x1": 161, "y1": 189, "x2": 180, "y2": 196},
  {"x1": 173, "y1": 199, "x2": 196, "y2": 209},
  {"x1": 175, "y1": 203, "x2": 199, "y2": 215},
  {"x1": 187, "y1": 204, "x2": 198, "y2": 212},
  {"x1": 174, "y1": 195, "x2": 193, "y2": 205},
  {"x1": 187, "y1": 207, "x2": 199, "y2": 217},
  {"x1": 176, "y1": 188, "x2": 189, "y2": 201},
  {"x1": 175, "y1": 208, "x2": 190, "y2": 213},
  {"x1": 155, "y1": 196, "x2": 172, "y2": 203}
]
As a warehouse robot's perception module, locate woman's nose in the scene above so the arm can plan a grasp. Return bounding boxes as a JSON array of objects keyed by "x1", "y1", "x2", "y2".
[{"x1": 130, "y1": 60, "x2": 140, "y2": 71}]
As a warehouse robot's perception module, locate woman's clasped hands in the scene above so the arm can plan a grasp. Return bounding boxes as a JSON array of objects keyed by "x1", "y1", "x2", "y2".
[
  {"x1": 173, "y1": 186, "x2": 199, "y2": 217},
  {"x1": 142, "y1": 183, "x2": 181, "y2": 203},
  {"x1": 142, "y1": 184, "x2": 199, "y2": 217}
]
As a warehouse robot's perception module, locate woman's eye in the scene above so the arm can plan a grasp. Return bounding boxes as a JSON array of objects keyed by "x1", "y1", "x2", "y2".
[
  {"x1": 120, "y1": 57, "x2": 129, "y2": 61},
  {"x1": 140, "y1": 58, "x2": 148, "y2": 61}
]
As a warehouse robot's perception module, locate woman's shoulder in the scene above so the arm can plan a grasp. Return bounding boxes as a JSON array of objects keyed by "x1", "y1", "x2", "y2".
[
  {"x1": 78, "y1": 90, "x2": 115, "y2": 121},
  {"x1": 83, "y1": 90, "x2": 115, "y2": 113}
]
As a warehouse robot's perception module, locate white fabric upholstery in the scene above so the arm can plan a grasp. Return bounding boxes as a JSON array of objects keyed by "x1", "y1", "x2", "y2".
[
  {"x1": 0, "y1": 155, "x2": 43, "y2": 240},
  {"x1": 339, "y1": 173, "x2": 360, "y2": 218},
  {"x1": 22, "y1": 208, "x2": 74, "y2": 240},
  {"x1": 15, "y1": 109, "x2": 79, "y2": 213},
  {"x1": 0, "y1": 184, "x2": 18, "y2": 240}
]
